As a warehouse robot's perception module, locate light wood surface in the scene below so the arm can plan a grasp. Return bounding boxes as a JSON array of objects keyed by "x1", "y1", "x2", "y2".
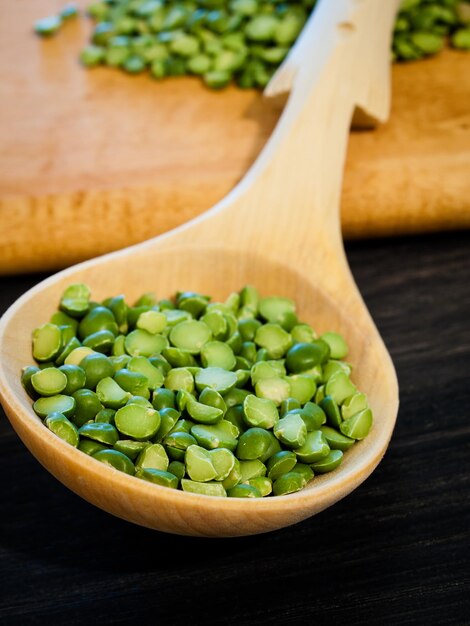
[
  {"x1": 0, "y1": 1, "x2": 469, "y2": 274},
  {"x1": 0, "y1": 0, "x2": 399, "y2": 537}
]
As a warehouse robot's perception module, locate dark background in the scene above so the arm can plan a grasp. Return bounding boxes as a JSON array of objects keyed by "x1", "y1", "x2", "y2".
[{"x1": 0, "y1": 231, "x2": 468, "y2": 625}]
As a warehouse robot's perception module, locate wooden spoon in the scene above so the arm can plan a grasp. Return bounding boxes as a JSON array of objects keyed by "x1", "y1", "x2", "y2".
[{"x1": 0, "y1": 0, "x2": 399, "y2": 537}]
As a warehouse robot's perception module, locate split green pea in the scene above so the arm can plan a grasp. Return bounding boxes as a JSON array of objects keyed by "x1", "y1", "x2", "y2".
[{"x1": 22, "y1": 283, "x2": 374, "y2": 498}]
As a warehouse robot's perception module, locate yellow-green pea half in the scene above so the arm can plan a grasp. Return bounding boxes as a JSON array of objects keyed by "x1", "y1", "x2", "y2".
[
  {"x1": 222, "y1": 458, "x2": 242, "y2": 489},
  {"x1": 236, "y1": 427, "x2": 276, "y2": 461},
  {"x1": 181, "y1": 479, "x2": 227, "y2": 497},
  {"x1": 136, "y1": 310, "x2": 167, "y2": 334},
  {"x1": 185, "y1": 445, "x2": 218, "y2": 482},
  {"x1": 72, "y1": 389, "x2": 103, "y2": 427},
  {"x1": 340, "y1": 408, "x2": 373, "y2": 440},
  {"x1": 320, "y1": 332, "x2": 348, "y2": 359},
  {"x1": 31, "y1": 367, "x2": 67, "y2": 396},
  {"x1": 191, "y1": 421, "x2": 239, "y2": 451},
  {"x1": 272, "y1": 471, "x2": 305, "y2": 496},
  {"x1": 280, "y1": 397, "x2": 301, "y2": 416},
  {"x1": 135, "y1": 443, "x2": 169, "y2": 471},
  {"x1": 163, "y1": 432, "x2": 197, "y2": 461},
  {"x1": 294, "y1": 430, "x2": 330, "y2": 464},
  {"x1": 243, "y1": 394, "x2": 279, "y2": 429},
  {"x1": 266, "y1": 450, "x2": 297, "y2": 480},
  {"x1": 79, "y1": 422, "x2": 119, "y2": 446},
  {"x1": 273, "y1": 413, "x2": 307, "y2": 448},
  {"x1": 32, "y1": 323, "x2": 62, "y2": 362},
  {"x1": 258, "y1": 295, "x2": 296, "y2": 325},
  {"x1": 78, "y1": 306, "x2": 118, "y2": 341},
  {"x1": 168, "y1": 460, "x2": 185, "y2": 481},
  {"x1": 152, "y1": 388, "x2": 176, "y2": 411},
  {"x1": 115, "y1": 404, "x2": 161, "y2": 440},
  {"x1": 320, "y1": 395, "x2": 342, "y2": 429},
  {"x1": 287, "y1": 374, "x2": 317, "y2": 404},
  {"x1": 33, "y1": 394, "x2": 76, "y2": 420},
  {"x1": 195, "y1": 367, "x2": 238, "y2": 394},
  {"x1": 162, "y1": 347, "x2": 197, "y2": 368},
  {"x1": 320, "y1": 426, "x2": 355, "y2": 451},
  {"x1": 341, "y1": 392, "x2": 368, "y2": 420},
  {"x1": 21, "y1": 366, "x2": 40, "y2": 399},
  {"x1": 247, "y1": 476, "x2": 272, "y2": 496},
  {"x1": 64, "y1": 346, "x2": 95, "y2": 367},
  {"x1": 114, "y1": 439, "x2": 149, "y2": 460},
  {"x1": 292, "y1": 462, "x2": 314, "y2": 484},
  {"x1": 93, "y1": 449, "x2": 135, "y2": 475},
  {"x1": 322, "y1": 360, "x2": 352, "y2": 382},
  {"x1": 255, "y1": 377, "x2": 291, "y2": 406},
  {"x1": 127, "y1": 356, "x2": 164, "y2": 390},
  {"x1": 58, "y1": 364, "x2": 86, "y2": 395},
  {"x1": 79, "y1": 439, "x2": 107, "y2": 456},
  {"x1": 285, "y1": 340, "x2": 330, "y2": 373},
  {"x1": 201, "y1": 341, "x2": 236, "y2": 370},
  {"x1": 311, "y1": 450, "x2": 343, "y2": 474},
  {"x1": 114, "y1": 368, "x2": 150, "y2": 398},
  {"x1": 136, "y1": 468, "x2": 178, "y2": 488},
  {"x1": 292, "y1": 402, "x2": 326, "y2": 431},
  {"x1": 291, "y1": 323, "x2": 316, "y2": 344},
  {"x1": 82, "y1": 329, "x2": 115, "y2": 353},
  {"x1": 45, "y1": 412, "x2": 79, "y2": 447},
  {"x1": 169, "y1": 320, "x2": 212, "y2": 354},
  {"x1": 227, "y1": 484, "x2": 262, "y2": 498},
  {"x1": 124, "y1": 329, "x2": 168, "y2": 357},
  {"x1": 169, "y1": 418, "x2": 195, "y2": 435},
  {"x1": 186, "y1": 398, "x2": 223, "y2": 424},
  {"x1": 198, "y1": 386, "x2": 227, "y2": 415},
  {"x1": 209, "y1": 448, "x2": 236, "y2": 480},
  {"x1": 80, "y1": 353, "x2": 115, "y2": 390},
  {"x1": 154, "y1": 408, "x2": 180, "y2": 442},
  {"x1": 325, "y1": 371, "x2": 356, "y2": 405},
  {"x1": 95, "y1": 377, "x2": 130, "y2": 409},
  {"x1": 254, "y1": 323, "x2": 292, "y2": 359},
  {"x1": 224, "y1": 405, "x2": 246, "y2": 435}
]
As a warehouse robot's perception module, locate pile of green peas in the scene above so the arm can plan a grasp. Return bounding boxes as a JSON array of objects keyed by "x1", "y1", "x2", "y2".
[
  {"x1": 34, "y1": 1, "x2": 470, "y2": 87},
  {"x1": 78, "y1": 0, "x2": 315, "y2": 89},
  {"x1": 22, "y1": 283, "x2": 373, "y2": 498},
  {"x1": 393, "y1": 0, "x2": 470, "y2": 60}
]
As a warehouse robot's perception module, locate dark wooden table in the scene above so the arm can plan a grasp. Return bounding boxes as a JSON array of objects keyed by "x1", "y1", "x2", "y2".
[{"x1": 0, "y1": 231, "x2": 468, "y2": 625}]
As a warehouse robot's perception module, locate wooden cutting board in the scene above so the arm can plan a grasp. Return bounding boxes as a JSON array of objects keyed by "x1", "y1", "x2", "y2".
[{"x1": 1, "y1": 0, "x2": 469, "y2": 274}]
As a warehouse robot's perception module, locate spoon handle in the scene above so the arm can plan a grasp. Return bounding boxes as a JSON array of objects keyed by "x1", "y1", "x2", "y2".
[{"x1": 168, "y1": 0, "x2": 399, "y2": 268}]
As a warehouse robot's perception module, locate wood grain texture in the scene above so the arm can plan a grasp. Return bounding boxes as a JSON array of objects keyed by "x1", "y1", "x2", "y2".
[
  {"x1": 0, "y1": 0, "x2": 399, "y2": 536},
  {"x1": 0, "y1": 1, "x2": 469, "y2": 274},
  {"x1": 0, "y1": 230, "x2": 468, "y2": 624}
]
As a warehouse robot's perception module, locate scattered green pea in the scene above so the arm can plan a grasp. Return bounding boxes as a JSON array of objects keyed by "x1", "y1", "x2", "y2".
[{"x1": 34, "y1": 15, "x2": 62, "y2": 37}]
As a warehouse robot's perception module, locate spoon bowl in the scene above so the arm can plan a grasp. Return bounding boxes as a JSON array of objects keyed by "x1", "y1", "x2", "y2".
[{"x1": 0, "y1": 0, "x2": 400, "y2": 536}]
